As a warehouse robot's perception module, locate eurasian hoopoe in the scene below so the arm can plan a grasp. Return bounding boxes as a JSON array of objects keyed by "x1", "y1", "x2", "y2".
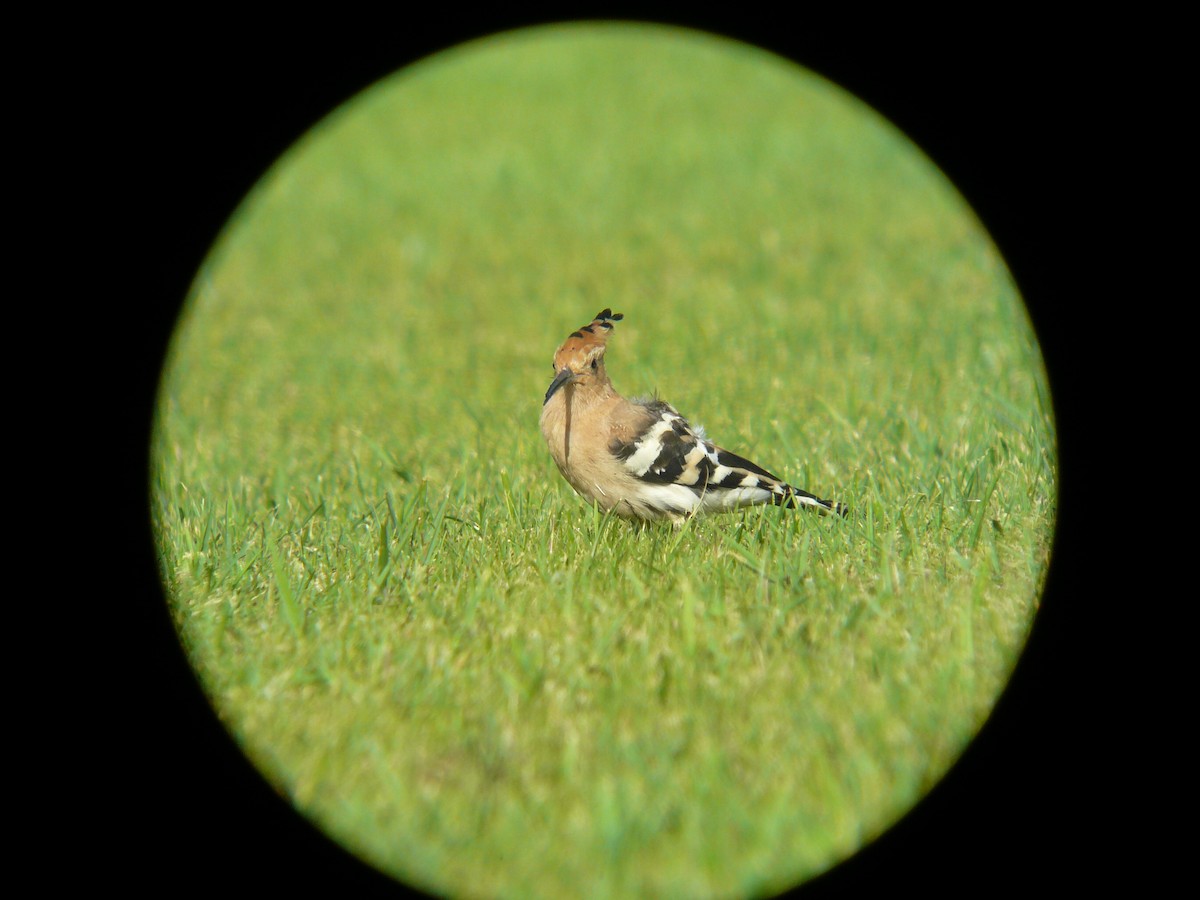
[{"x1": 539, "y1": 309, "x2": 845, "y2": 524}]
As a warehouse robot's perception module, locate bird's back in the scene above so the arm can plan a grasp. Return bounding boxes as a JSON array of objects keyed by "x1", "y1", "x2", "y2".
[{"x1": 611, "y1": 398, "x2": 838, "y2": 518}]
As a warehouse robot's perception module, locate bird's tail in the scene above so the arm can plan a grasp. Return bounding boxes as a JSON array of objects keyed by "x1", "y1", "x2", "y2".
[{"x1": 777, "y1": 484, "x2": 847, "y2": 517}]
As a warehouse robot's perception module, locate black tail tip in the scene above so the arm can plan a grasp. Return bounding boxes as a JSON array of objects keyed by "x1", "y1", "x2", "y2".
[{"x1": 780, "y1": 488, "x2": 847, "y2": 516}]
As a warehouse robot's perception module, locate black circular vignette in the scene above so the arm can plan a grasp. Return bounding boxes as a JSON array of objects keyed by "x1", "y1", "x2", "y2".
[{"x1": 111, "y1": 13, "x2": 1108, "y2": 897}]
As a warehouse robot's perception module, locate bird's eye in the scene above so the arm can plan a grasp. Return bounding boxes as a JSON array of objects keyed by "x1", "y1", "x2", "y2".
[{"x1": 590, "y1": 359, "x2": 598, "y2": 370}]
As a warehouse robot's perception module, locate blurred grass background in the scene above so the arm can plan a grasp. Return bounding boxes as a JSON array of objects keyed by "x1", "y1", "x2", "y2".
[{"x1": 151, "y1": 23, "x2": 1055, "y2": 899}]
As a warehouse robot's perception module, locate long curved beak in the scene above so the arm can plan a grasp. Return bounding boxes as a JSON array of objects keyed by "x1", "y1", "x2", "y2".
[{"x1": 544, "y1": 367, "x2": 577, "y2": 405}]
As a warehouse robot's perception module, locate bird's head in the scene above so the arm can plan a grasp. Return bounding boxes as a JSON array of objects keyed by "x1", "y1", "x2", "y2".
[{"x1": 544, "y1": 308, "x2": 623, "y2": 405}]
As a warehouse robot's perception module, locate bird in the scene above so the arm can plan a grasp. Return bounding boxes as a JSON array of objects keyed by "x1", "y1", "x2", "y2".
[{"x1": 539, "y1": 308, "x2": 845, "y2": 524}]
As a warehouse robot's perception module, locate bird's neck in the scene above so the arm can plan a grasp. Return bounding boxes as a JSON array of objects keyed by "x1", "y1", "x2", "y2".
[{"x1": 541, "y1": 378, "x2": 617, "y2": 466}]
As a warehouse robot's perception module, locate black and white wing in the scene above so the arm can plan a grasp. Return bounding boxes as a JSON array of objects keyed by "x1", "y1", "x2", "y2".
[{"x1": 609, "y1": 399, "x2": 841, "y2": 518}]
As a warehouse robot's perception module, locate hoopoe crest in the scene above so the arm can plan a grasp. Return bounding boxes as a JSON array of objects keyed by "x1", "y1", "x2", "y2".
[{"x1": 539, "y1": 309, "x2": 845, "y2": 524}]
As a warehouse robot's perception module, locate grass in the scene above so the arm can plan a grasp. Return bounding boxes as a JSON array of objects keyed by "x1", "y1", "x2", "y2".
[{"x1": 150, "y1": 23, "x2": 1056, "y2": 899}]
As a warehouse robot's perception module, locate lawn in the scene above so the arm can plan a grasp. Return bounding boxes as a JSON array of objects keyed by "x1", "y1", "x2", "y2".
[{"x1": 151, "y1": 23, "x2": 1056, "y2": 899}]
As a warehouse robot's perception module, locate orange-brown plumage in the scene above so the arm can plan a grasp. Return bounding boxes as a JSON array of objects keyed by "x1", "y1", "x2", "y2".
[{"x1": 539, "y1": 309, "x2": 844, "y2": 523}]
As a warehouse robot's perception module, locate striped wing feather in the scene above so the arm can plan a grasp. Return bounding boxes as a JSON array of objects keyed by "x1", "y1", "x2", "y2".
[{"x1": 609, "y1": 399, "x2": 832, "y2": 512}]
